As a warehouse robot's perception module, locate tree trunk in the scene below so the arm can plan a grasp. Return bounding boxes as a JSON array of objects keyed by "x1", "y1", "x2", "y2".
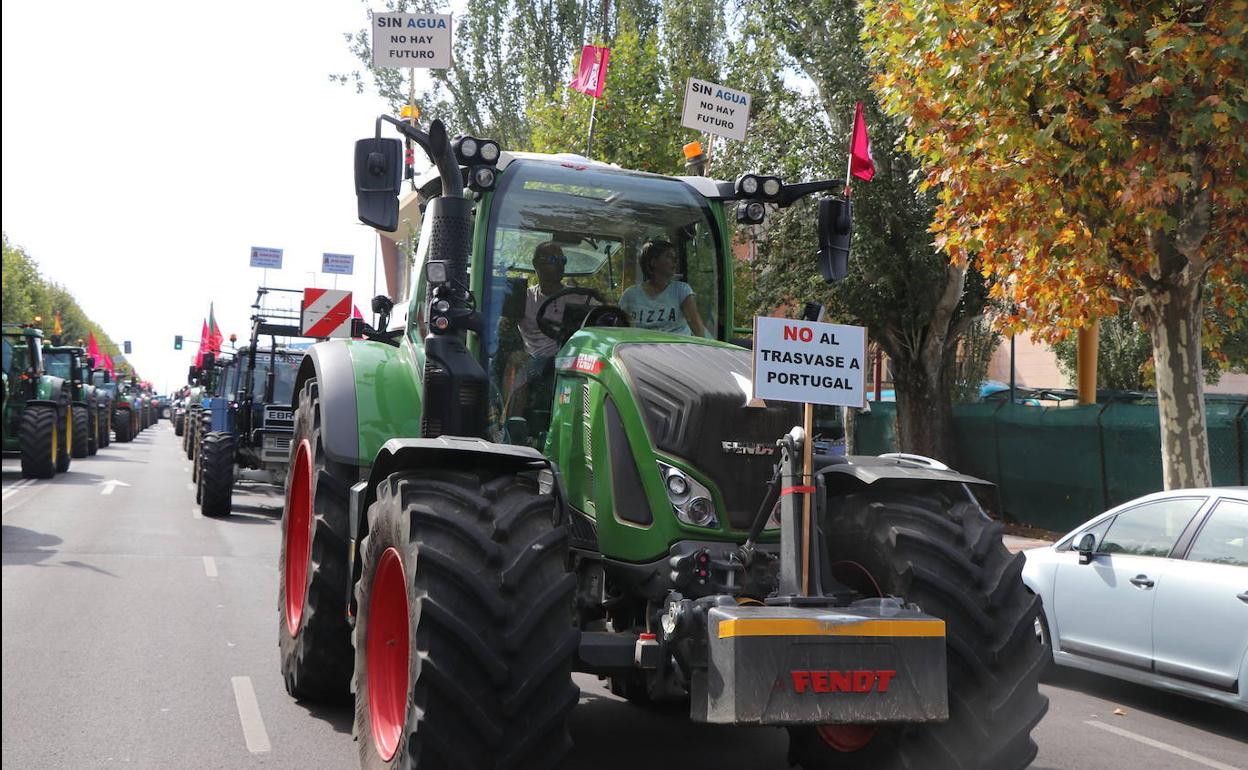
[
  {"x1": 892, "y1": 355, "x2": 957, "y2": 465},
  {"x1": 1136, "y1": 273, "x2": 1212, "y2": 489}
]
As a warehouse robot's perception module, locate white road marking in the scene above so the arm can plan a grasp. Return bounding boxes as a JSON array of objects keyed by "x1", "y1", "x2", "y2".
[
  {"x1": 1084, "y1": 720, "x2": 1243, "y2": 770},
  {"x1": 99, "y1": 479, "x2": 130, "y2": 495},
  {"x1": 230, "y1": 676, "x2": 271, "y2": 753},
  {"x1": 2, "y1": 479, "x2": 35, "y2": 500},
  {"x1": 186, "y1": 483, "x2": 195, "y2": 491},
  {"x1": 191, "y1": 506, "x2": 202, "y2": 520},
  {"x1": 202, "y1": 556, "x2": 218, "y2": 578}
]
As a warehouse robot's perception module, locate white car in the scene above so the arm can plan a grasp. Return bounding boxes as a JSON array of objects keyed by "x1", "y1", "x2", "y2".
[{"x1": 1022, "y1": 487, "x2": 1248, "y2": 712}]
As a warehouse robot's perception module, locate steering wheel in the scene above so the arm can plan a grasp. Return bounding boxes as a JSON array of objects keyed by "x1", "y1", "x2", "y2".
[
  {"x1": 536, "y1": 287, "x2": 606, "y2": 341},
  {"x1": 581, "y1": 304, "x2": 631, "y2": 330}
]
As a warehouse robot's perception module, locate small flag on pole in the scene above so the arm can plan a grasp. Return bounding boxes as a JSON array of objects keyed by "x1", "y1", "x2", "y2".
[
  {"x1": 569, "y1": 45, "x2": 610, "y2": 98},
  {"x1": 849, "y1": 101, "x2": 875, "y2": 182}
]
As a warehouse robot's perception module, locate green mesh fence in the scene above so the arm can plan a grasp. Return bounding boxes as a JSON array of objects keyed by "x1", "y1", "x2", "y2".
[{"x1": 852, "y1": 395, "x2": 1245, "y2": 533}]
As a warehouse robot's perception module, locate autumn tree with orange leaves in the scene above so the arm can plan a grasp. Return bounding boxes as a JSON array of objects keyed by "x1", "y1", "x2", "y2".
[{"x1": 863, "y1": 0, "x2": 1247, "y2": 488}]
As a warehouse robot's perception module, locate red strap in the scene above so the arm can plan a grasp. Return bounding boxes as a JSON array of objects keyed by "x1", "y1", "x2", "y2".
[{"x1": 780, "y1": 485, "x2": 816, "y2": 496}]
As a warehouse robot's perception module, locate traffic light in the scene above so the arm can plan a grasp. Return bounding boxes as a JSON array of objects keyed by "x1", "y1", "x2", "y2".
[
  {"x1": 124, "y1": 340, "x2": 132, "y2": 354},
  {"x1": 174, "y1": 335, "x2": 183, "y2": 350}
]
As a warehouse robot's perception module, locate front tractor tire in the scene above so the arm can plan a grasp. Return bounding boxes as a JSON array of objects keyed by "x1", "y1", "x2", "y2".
[
  {"x1": 113, "y1": 409, "x2": 132, "y2": 443},
  {"x1": 278, "y1": 379, "x2": 354, "y2": 702},
  {"x1": 353, "y1": 469, "x2": 578, "y2": 770},
  {"x1": 788, "y1": 488, "x2": 1048, "y2": 770},
  {"x1": 98, "y1": 408, "x2": 110, "y2": 448},
  {"x1": 19, "y1": 405, "x2": 58, "y2": 479},
  {"x1": 199, "y1": 432, "x2": 236, "y2": 518},
  {"x1": 71, "y1": 405, "x2": 89, "y2": 459},
  {"x1": 55, "y1": 406, "x2": 72, "y2": 473}
]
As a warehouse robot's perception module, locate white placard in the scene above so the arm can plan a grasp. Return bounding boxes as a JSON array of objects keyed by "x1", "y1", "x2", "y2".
[
  {"x1": 372, "y1": 13, "x2": 453, "y2": 69},
  {"x1": 681, "y1": 77, "x2": 752, "y2": 141},
  {"x1": 752, "y1": 316, "x2": 867, "y2": 407},
  {"x1": 250, "y1": 246, "x2": 283, "y2": 270},
  {"x1": 321, "y1": 253, "x2": 355, "y2": 275}
]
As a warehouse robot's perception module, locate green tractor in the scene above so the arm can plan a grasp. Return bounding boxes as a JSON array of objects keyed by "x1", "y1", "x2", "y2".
[
  {"x1": 276, "y1": 118, "x2": 1046, "y2": 769},
  {"x1": 3, "y1": 325, "x2": 73, "y2": 478},
  {"x1": 43, "y1": 344, "x2": 107, "y2": 457},
  {"x1": 90, "y1": 368, "x2": 115, "y2": 449}
]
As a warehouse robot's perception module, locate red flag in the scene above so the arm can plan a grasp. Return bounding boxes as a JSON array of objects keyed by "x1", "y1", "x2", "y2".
[
  {"x1": 849, "y1": 102, "x2": 875, "y2": 182},
  {"x1": 87, "y1": 333, "x2": 102, "y2": 367},
  {"x1": 208, "y1": 303, "x2": 223, "y2": 353},
  {"x1": 103, "y1": 353, "x2": 115, "y2": 375},
  {"x1": 195, "y1": 319, "x2": 209, "y2": 367},
  {"x1": 353, "y1": 304, "x2": 364, "y2": 320},
  {"x1": 569, "y1": 45, "x2": 610, "y2": 98}
]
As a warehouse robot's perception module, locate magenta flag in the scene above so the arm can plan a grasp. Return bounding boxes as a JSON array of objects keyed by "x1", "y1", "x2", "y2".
[
  {"x1": 569, "y1": 45, "x2": 610, "y2": 98},
  {"x1": 87, "y1": 332, "x2": 102, "y2": 367}
]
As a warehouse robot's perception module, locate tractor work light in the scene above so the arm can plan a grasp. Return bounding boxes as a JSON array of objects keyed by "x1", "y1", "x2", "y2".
[
  {"x1": 469, "y1": 165, "x2": 497, "y2": 192},
  {"x1": 737, "y1": 200, "x2": 766, "y2": 225},
  {"x1": 736, "y1": 173, "x2": 782, "y2": 201},
  {"x1": 425, "y1": 261, "x2": 448, "y2": 285},
  {"x1": 658, "y1": 461, "x2": 720, "y2": 529},
  {"x1": 453, "y1": 136, "x2": 479, "y2": 162},
  {"x1": 761, "y1": 177, "x2": 782, "y2": 198},
  {"x1": 478, "y1": 140, "x2": 500, "y2": 163},
  {"x1": 736, "y1": 174, "x2": 759, "y2": 196}
]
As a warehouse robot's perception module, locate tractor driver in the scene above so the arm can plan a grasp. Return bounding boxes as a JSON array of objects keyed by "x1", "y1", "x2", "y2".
[{"x1": 500, "y1": 241, "x2": 595, "y2": 420}]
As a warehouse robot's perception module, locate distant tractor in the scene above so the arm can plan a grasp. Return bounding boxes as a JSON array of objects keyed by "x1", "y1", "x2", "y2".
[
  {"x1": 3, "y1": 325, "x2": 72, "y2": 478},
  {"x1": 274, "y1": 118, "x2": 1046, "y2": 769},
  {"x1": 43, "y1": 344, "x2": 106, "y2": 456},
  {"x1": 197, "y1": 291, "x2": 306, "y2": 517}
]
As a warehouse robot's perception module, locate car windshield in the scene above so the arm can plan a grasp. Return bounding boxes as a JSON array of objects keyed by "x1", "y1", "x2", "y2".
[
  {"x1": 479, "y1": 159, "x2": 723, "y2": 443},
  {"x1": 44, "y1": 351, "x2": 73, "y2": 379}
]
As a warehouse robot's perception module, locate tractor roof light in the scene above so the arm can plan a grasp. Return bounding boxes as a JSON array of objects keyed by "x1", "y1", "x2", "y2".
[
  {"x1": 761, "y1": 177, "x2": 782, "y2": 199},
  {"x1": 453, "y1": 136, "x2": 479, "y2": 162},
  {"x1": 469, "y1": 165, "x2": 497, "y2": 193},
  {"x1": 478, "y1": 140, "x2": 500, "y2": 163},
  {"x1": 737, "y1": 200, "x2": 766, "y2": 226},
  {"x1": 736, "y1": 174, "x2": 759, "y2": 197}
]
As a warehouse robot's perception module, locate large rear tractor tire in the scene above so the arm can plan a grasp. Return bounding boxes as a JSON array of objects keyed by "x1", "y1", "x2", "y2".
[
  {"x1": 98, "y1": 408, "x2": 110, "y2": 448},
  {"x1": 71, "y1": 405, "x2": 89, "y2": 459},
  {"x1": 174, "y1": 413, "x2": 185, "y2": 436},
  {"x1": 787, "y1": 487, "x2": 1048, "y2": 770},
  {"x1": 19, "y1": 405, "x2": 58, "y2": 479},
  {"x1": 56, "y1": 406, "x2": 72, "y2": 473},
  {"x1": 200, "y1": 432, "x2": 236, "y2": 518},
  {"x1": 353, "y1": 469, "x2": 578, "y2": 769},
  {"x1": 113, "y1": 409, "x2": 132, "y2": 443},
  {"x1": 278, "y1": 379, "x2": 354, "y2": 702},
  {"x1": 183, "y1": 411, "x2": 195, "y2": 458}
]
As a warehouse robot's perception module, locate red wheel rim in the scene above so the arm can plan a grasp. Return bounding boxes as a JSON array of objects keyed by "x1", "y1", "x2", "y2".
[
  {"x1": 368, "y1": 547, "x2": 410, "y2": 761},
  {"x1": 284, "y1": 439, "x2": 314, "y2": 635},
  {"x1": 817, "y1": 724, "x2": 878, "y2": 752}
]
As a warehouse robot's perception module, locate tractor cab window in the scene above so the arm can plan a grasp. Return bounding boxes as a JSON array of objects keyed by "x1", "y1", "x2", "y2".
[
  {"x1": 44, "y1": 352, "x2": 72, "y2": 380},
  {"x1": 480, "y1": 159, "x2": 724, "y2": 445},
  {"x1": 2, "y1": 338, "x2": 23, "y2": 376},
  {"x1": 251, "y1": 352, "x2": 301, "y2": 404}
]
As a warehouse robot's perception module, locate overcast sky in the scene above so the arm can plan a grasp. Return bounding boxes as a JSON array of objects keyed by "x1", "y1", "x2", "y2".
[{"x1": 2, "y1": 2, "x2": 438, "y2": 392}]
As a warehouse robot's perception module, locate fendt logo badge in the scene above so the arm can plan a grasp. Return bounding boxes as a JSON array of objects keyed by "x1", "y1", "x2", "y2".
[
  {"x1": 721, "y1": 441, "x2": 775, "y2": 456},
  {"x1": 791, "y1": 669, "x2": 897, "y2": 694}
]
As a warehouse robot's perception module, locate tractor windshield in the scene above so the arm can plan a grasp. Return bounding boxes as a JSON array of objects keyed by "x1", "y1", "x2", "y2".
[
  {"x1": 44, "y1": 351, "x2": 73, "y2": 380},
  {"x1": 2, "y1": 337, "x2": 26, "y2": 376},
  {"x1": 250, "y1": 352, "x2": 301, "y2": 404},
  {"x1": 477, "y1": 160, "x2": 724, "y2": 444}
]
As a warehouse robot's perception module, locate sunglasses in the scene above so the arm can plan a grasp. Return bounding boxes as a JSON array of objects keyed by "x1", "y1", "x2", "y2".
[{"x1": 538, "y1": 254, "x2": 567, "y2": 265}]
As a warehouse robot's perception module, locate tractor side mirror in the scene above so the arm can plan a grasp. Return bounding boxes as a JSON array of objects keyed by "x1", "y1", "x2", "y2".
[
  {"x1": 1076, "y1": 532, "x2": 1097, "y2": 564},
  {"x1": 372, "y1": 294, "x2": 395, "y2": 329},
  {"x1": 202, "y1": 352, "x2": 216, "y2": 369},
  {"x1": 355, "y1": 137, "x2": 404, "y2": 232},
  {"x1": 816, "y1": 196, "x2": 853, "y2": 283}
]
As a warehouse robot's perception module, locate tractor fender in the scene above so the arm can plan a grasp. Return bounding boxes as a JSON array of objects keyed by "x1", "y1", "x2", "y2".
[
  {"x1": 23, "y1": 399, "x2": 61, "y2": 411},
  {"x1": 346, "y1": 437, "x2": 569, "y2": 618},
  {"x1": 291, "y1": 341, "x2": 361, "y2": 467},
  {"x1": 817, "y1": 454, "x2": 1000, "y2": 514}
]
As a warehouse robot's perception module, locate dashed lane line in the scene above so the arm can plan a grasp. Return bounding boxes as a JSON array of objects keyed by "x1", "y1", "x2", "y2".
[
  {"x1": 203, "y1": 556, "x2": 218, "y2": 577},
  {"x1": 2, "y1": 479, "x2": 36, "y2": 500},
  {"x1": 1083, "y1": 720, "x2": 1243, "y2": 770},
  {"x1": 230, "y1": 676, "x2": 271, "y2": 753}
]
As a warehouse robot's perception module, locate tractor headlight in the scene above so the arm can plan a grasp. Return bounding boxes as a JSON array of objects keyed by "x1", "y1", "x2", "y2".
[
  {"x1": 736, "y1": 174, "x2": 759, "y2": 196},
  {"x1": 479, "y1": 140, "x2": 500, "y2": 163},
  {"x1": 457, "y1": 136, "x2": 478, "y2": 160},
  {"x1": 470, "y1": 165, "x2": 497, "y2": 192},
  {"x1": 737, "y1": 200, "x2": 766, "y2": 225},
  {"x1": 761, "y1": 177, "x2": 782, "y2": 198},
  {"x1": 658, "y1": 461, "x2": 720, "y2": 529}
]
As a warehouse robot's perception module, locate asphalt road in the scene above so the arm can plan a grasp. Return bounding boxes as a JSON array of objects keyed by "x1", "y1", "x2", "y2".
[{"x1": 3, "y1": 424, "x2": 1245, "y2": 769}]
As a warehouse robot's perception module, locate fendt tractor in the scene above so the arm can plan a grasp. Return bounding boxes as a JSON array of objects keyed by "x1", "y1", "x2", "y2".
[
  {"x1": 2, "y1": 325, "x2": 73, "y2": 478},
  {"x1": 43, "y1": 344, "x2": 107, "y2": 457},
  {"x1": 276, "y1": 117, "x2": 1046, "y2": 769},
  {"x1": 196, "y1": 287, "x2": 306, "y2": 517},
  {"x1": 112, "y1": 378, "x2": 142, "y2": 443}
]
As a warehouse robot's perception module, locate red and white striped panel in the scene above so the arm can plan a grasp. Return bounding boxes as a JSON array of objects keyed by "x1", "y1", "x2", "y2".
[{"x1": 301, "y1": 288, "x2": 354, "y2": 338}]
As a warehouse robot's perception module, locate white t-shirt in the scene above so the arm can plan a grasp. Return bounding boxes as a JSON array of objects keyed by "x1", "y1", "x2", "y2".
[
  {"x1": 517, "y1": 284, "x2": 581, "y2": 358},
  {"x1": 620, "y1": 281, "x2": 695, "y2": 335}
]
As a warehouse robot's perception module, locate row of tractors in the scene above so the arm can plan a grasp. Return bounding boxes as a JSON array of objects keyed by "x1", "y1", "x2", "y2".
[
  {"x1": 174, "y1": 288, "x2": 305, "y2": 518},
  {"x1": 2, "y1": 324, "x2": 163, "y2": 478}
]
